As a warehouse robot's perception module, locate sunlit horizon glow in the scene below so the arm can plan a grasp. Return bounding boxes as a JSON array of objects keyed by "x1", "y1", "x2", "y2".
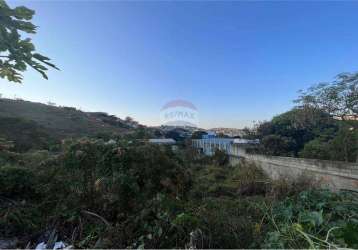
[{"x1": 1, "y1": 1, "x2": 358, "y2": 129}]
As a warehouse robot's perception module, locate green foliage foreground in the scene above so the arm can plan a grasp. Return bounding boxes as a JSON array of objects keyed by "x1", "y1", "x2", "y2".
[{"x1": 1, "y1": 139, "x2": 358, "y2": 249}]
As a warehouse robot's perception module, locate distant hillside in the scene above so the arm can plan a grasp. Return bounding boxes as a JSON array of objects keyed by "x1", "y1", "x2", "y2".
[
  {"x1": 0, "y1": 117, "x2": 59, "y2": 152},
  {"x1": 0, "y1": 98, "x2": 138, "y2": 151},
  {"x1": 209, "y1": 127, "x2": 246, "y2": 137}
]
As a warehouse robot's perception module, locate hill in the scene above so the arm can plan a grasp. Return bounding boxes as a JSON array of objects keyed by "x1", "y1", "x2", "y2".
[{"x1": 0, "y1": 98, "x2": 137, "y2": 151}]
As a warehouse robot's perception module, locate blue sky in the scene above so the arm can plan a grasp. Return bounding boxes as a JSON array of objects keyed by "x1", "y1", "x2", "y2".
[{"x1": 1, "y1": 1, "x2": 358, "y2": 128}]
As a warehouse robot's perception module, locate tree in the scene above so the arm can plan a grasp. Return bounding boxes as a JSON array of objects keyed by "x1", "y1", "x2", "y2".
[
  {"x1": 299, "y1": 137, "x2": 331, "y2": 160},
  {"x1": 256, "y1": 107, "x2": 338, "y2": 156},
  {"x1": 295, "y1": 72, "x2": 358, "y2": 120},
  {"x1": 329, "y1": 124, "x2": 358, "y2": 162},
  {"x1": 261, "y1": 134, "x2": 297, "y2": 156},
  {"x1": 296, "y1": 72, "x2": 358, "y2": 161},
  {"x1": 299, "y1": 125, "x2": 358, "y2": 162},
  {"x1": 125, "y1": 116, "x2": 133, "y2": 123},
  {"x1": 0, "y1": 0, "x2": 58, "y2": 83}
]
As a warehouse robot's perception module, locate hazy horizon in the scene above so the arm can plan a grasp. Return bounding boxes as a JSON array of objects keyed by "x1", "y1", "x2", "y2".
[{"x1": 1, "y1": 1, "x2": 357, "y2": 128}]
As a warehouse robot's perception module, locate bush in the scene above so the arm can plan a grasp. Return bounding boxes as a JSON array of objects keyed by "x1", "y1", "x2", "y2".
[
  {"x1": 185, "y1": 197, "x2": 266, "y2": 248},
  {"x1": 261, "y1": 135, "x2": 297, "y2": 156},
  {"x1": 0, "y1": 165, "x2": 37, "y2": 198},
  {"x1": 299, "y1": 138, "x2": 331, "y2": 160},
  {"x1": 268, "y1": 174, "x2": 317, "y2": 199},
  {"x1": 212, "y1": 149, "x2": 229, "y2": 166},
  {"x1": 0, "y1": 165, "x2": 41, "y2": 238},
  {"x1": 232, "y1": 160, "x2": 269, "y2": 196},
  {"x1": 300, "y1": 125, "x2": 358, "y2": 162},
  {"x1": 1, "y1": 136, "x2": 356, "y2": 249},
  {"x1": 262, "y1": 189, "x2": 358, "y2": 249},
  {"x1": 24, "y1": 139, "x2": 192, "y2": 248}
]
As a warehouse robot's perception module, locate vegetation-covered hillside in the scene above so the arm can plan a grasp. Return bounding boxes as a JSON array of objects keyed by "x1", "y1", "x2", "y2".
[
  {"x1": 0, "y1": 117, "x2": 58, "y2": 152},
  {"x1": 0, "y1": 98, "x2": 146, "y2": 151}
]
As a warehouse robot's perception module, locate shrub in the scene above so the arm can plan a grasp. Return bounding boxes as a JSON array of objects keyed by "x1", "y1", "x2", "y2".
[
  {"x1": 0, "y1": 165, "x2": 41, "y2": 238},
  {"x1": 0, "y1": 165, "x2": 37, "y2": 198},
  {"x1": 262, "y1": 189, "x2": 358, "y2": 249},
  {"x1": 212, "y1": 149, "x2": 229, "y2": 166},
  {"x1": 185, "y1": 197, "x2": 266, "y2": 248},
  {"x1": 33, "y1": 139, "x2": 193, "y2": 248},
  {"x1": 299, "y1": 138, "x2": 332, "y2": 160},
  {"x1": 268, "y1": 173, "x2": 317, "y2": 199},
  {"x1": 299, "y1": 124, "x2": 358, "y2": 163},
  {"x1": 232, "y1": 160, "x2": 269, "y2": 196},
  {"x1": 261, "y1": 135, "x2": 297, "y2": 156},
  {"x1": 1, "y1": 136, "x2": 356, "y2": 249}
]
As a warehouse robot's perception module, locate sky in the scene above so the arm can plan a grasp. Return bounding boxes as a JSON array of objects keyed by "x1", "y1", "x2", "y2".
[{"x1": 1, "y1": 0, "x2": 358, "y2": 129}]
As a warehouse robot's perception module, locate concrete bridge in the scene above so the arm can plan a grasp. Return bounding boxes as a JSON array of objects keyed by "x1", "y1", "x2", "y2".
[{"x1": 192, "y1": 138, "x2": 358, "y2": 191}]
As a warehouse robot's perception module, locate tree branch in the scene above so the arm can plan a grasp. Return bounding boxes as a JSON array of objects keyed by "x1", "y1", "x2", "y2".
[{"x1": 81, "y1": 210, "x2": 111, "y2": 227}]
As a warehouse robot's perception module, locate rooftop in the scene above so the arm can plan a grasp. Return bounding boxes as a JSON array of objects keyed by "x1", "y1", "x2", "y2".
[{"x1": 148, "y1": 138, "x2": 176, "y2": 144}]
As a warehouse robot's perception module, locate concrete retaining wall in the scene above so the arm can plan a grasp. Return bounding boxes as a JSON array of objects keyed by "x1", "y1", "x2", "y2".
[
  {"x1": 192, "y1": 139, "x2": 358, "y2": 191},
  {"x1": 230, "y1": 154, "x2": 358, "y2": 191}
]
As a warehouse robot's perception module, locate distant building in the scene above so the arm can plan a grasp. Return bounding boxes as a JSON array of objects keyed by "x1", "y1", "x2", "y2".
[
  {"x1": 105, "y1": 139, "x2": 117, "y2": 145},
  {"x1": 334, "y1": 115, "x2": 358, "y2": 121},
  {"x1": 192, "y1": 137, "x2": 259, "y2": 156},
  {"x1": 148, "y1": 138, "x2": 176, "y2": 145},
  {"x1": 149, "y1": 138, "x2": 177, "y2": 151},
  {"x1": 233, "y1": 138, "x2": 259, "y2": 145},
  {"x1": 202, "y1": 131, "x2": 216, "y2": 139}
]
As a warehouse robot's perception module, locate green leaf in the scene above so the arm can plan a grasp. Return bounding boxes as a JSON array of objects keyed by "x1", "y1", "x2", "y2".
[
  {"x1": 299, "y1": 210, "x2": 323, "y2": 227},
  {"x1": 0, "y1": 0, "x2": 58, "y2": 83},
  {"x1": 341, "y1": 222, "x2": 358, "y2": 248}
]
